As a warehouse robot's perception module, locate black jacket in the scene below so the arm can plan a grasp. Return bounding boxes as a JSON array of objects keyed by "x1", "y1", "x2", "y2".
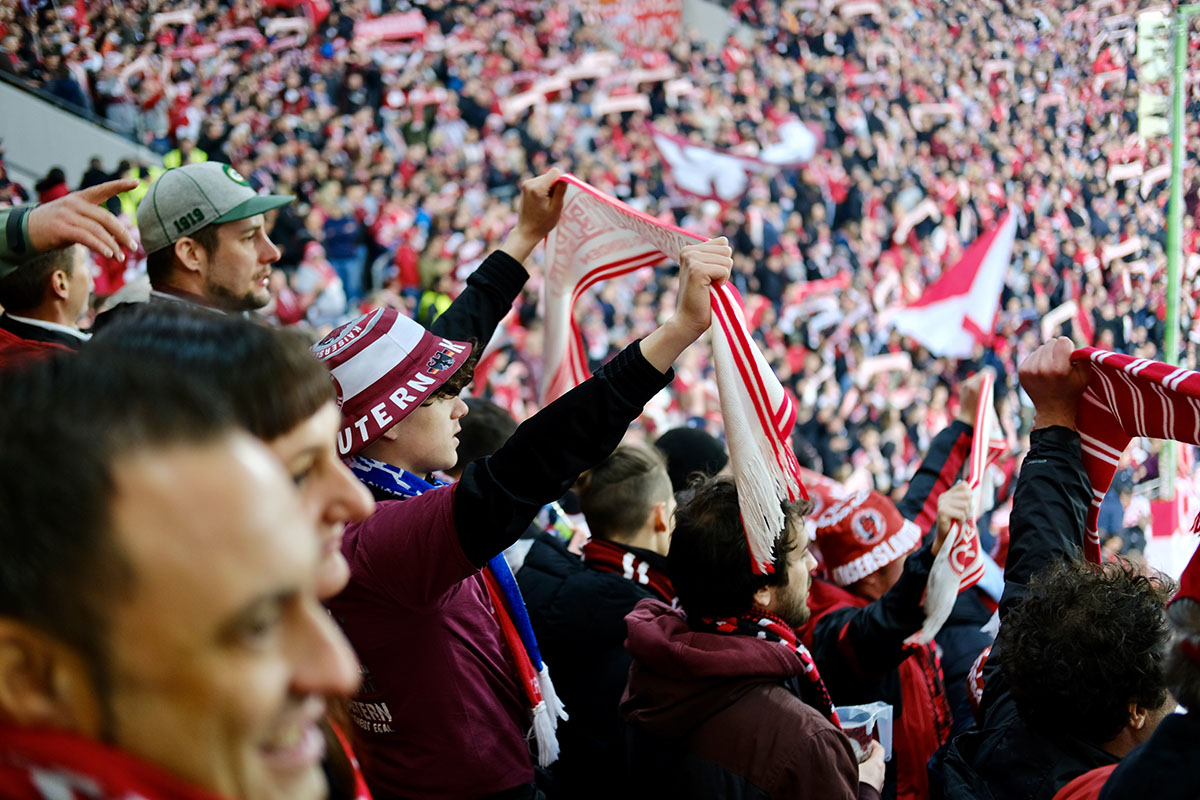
[
  {"x1": 518, "y1": 534, "x2": 666, "y2": 799},
  {"x1": 937, "y1": 427, "x2": 1117, "y2": 800},
  {"x1": 1098, "y1": 712, "x2": 1200, "y2": 800}
]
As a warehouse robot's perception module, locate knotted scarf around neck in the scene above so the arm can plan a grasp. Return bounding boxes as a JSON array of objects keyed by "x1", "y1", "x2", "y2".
[
  {"x1": 347, "y1": 455, "x2": 568, "y2": 766},
  {"x1": 695, "y1": 609, "x2": 841, "y2": 728},
  {"x1": 542, "y1": 175, "x2": 807, "y2": 576},
  {"x1": 581, "y1": 538, "x2": 676, "y2": 605}
]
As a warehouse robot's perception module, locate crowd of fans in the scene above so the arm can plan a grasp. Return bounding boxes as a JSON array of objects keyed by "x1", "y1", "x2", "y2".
[
  {"x1": 3, "y1": 2, "x2": 1200, "y2": 800},
  {"x1": 1, "y1": 0, "x2": 1198, "y2": 546}
]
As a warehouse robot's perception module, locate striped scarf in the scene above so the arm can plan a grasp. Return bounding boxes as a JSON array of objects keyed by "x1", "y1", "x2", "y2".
[
  {"x1": 1071, "y1": 348, "x2": 1200, "y2": 562},
  {"x1": 697, "y1": 609, "x2": 841, "y2": 728},
  {"x1": 542, "y1": 175, "x2": 807, "y2": 576},
  {"x1": 347, "y1": 456, "x2": 568, "y2": 766},
  {"x1": 581, "y1": 538, "x2": 676, "y2": 604}
]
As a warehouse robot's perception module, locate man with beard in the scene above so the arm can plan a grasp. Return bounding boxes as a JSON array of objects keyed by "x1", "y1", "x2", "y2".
[
  {"x1": 97, "y1": 162, "x2": 293, "y2": 326},
  {"x1": 621, "y1": 474, "x2": 886, "y2": 800}
]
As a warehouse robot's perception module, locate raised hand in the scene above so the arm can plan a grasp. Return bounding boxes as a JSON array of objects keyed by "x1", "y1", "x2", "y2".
[
  {"x1": 26, "y1": 178, "x2": 139, "y2": 260},
  {"x1": 1018, "y1": 336, "x2": 1090, "y2": 431}
]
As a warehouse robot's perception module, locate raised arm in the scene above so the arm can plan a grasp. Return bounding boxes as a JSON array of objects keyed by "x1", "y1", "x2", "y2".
[
  {"x1": 429, "y1": 169, "x2": 565, "y2": 346},
  {"x1": 0, "y1": 179, "x2": 137, "y2": 277},
  {"x1": 454, "y1": 237, "x2": 734, "y2": 566},
  {"x1": 1002, "y1": 337, "x2": 1092, "y2": 607}
]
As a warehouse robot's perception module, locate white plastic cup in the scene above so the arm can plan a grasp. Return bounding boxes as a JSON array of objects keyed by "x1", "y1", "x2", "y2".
[{"x1": 834, "y1": 702, "x2": 893, "y2": 762}]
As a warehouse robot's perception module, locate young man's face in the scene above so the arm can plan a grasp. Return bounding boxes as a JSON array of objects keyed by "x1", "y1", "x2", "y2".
[
  {"x1": 202, "y1": 214, "x2": 281, "y2": 311},
  {"x1": 386, "y1": 393, "x2": 469, "y2": 476},
  {"x1": 768, "y1": 521, "x2": 818, "y2": 628},
  {"x1": 100, "y1": 432, "x2": 359, "y2": 800}
]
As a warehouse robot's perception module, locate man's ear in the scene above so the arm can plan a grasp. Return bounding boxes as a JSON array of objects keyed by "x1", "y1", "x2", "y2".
[
  {"x1": 752, "y1": 584, "x2": 775, "y2": 611},
  {"x1": 0, "y1": 620, "x2": 101, "y2": 734},
  {"x1": 49, "y1": 269, "x2": 71, "y2": 301},
  {"x1": 1128, "y1": 702, "x2": 1148, "y2": 731},
  {"x1": 173, "y1": 236, "x2": 207, "y2": 275},
  {"x1": 652, "y1": 501, "x2": 669, "y2": 533}
]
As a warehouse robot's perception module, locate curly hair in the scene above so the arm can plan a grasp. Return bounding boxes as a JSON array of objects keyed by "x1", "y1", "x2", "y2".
[{"x1": 995, "y1": 558, "x2": 1175, "y2": 743}]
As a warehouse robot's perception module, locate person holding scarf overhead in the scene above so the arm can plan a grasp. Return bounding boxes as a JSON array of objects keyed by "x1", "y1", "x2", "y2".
[{"x1": 315, "y1": 184, "x2": 734, "y2": 800}]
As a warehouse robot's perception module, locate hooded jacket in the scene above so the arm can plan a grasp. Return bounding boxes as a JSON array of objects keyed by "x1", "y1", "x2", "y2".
[{"x1": 621, "y1": 600, "x2": 879, "y2": 800}]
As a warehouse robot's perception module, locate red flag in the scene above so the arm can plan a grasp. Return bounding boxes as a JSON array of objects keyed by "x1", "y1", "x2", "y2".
[{"x1": 888, "y1": 210, "x2": 1017, "y2": 357}]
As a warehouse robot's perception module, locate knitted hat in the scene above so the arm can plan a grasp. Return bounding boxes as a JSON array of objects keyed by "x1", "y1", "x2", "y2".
[
  {"x1": 813, "y1": 490, "x2": 923, "y2": 587},
  {"x1": 655, "y1": 427, "x2": 730, "y2": 493},
  {"x1": 312, "y1": 308, "x2": 473, "y2": 457}
]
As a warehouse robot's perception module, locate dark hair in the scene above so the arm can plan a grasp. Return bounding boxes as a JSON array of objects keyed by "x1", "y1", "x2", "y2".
[
  {"x1": 455, "y1": 397, "x2": 517, "y2": 466},
  {"x1": 578, "y1": 445, "x2": 672, "y2": 542},
  {"x1": 995, "y1": 558, "x2": 1174, "y2": 743},
  {"x1": 145, "y1": 223, "x2": 221, "y2": 285},
  {"x1": 0, "y1": 351, "x2": 234, "y2": 723},
  {"x1": 89, "y1": 306, "x2": 334, "y2": 441},
  {"x1": 668, "y1": 474, "x2": 811, "y2": 619},
  {"x1": 1164, "y1": 597, "x2": 1200, "y2": 712},
  {"x1": 0, "y1": 245, "x2": 77, "y2": 313},
  {"x1": 430, "y1": 341, "x2": 481, "y2": 400}
]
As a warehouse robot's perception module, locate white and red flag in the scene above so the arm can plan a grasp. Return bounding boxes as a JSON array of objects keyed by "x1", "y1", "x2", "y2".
[
  {"x1": 912, "y1": 370, "x2": 1007, "y2": 643},
  {"x1": 542, "y1": 175, "x2": 806, "y2": 574},
  {"x1": 888, "y1": 209, "x2": 1018, "y2": 357},
  {"x1": 650, "y1": 121, "x2": 821, "y2": 201}
]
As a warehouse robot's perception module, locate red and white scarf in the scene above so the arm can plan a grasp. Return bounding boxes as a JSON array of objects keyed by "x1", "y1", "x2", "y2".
[
  {"x1": 0, "y1": 725, "x2": 227, "y2": 800},
  {"x1": 543, "y1": 175, "x2": 807, "y2": 574},
  {"x1": 582, "y1": 538, "x2": 676, "y2": 604},
  {"x1": 698, "y1": 609, "x2": 841, "y2": 727},
  {"x1": 1072, "y1": 347, "x2": 1200, "y2": 561},
  {"x1": 913, "y1": 371, "x2": 1007, "y2": 643}
]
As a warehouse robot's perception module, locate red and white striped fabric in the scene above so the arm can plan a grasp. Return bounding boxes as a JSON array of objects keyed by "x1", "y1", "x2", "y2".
[
  {"x1": 543, "y1": 175, "x2": 806, "y2": 573},
  {"x1": 1072, "y1": 348, "x2": 1200, "y2": 562},
  {"x1": 912, "y1": 371, "x2": 1006, "y2": 643}
]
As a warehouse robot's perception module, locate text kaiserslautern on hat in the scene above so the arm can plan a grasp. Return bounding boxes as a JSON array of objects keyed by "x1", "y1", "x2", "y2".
[
  {"x1": 313, "y1": 308, "x2": 474, "y2": 458},
  {"x1": 137, "y1": 163, "x2": 294, "y2": 255}
]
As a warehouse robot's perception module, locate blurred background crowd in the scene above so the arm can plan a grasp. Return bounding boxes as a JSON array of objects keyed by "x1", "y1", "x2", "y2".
[{"x1": 1, "y1": 0, "x2": 1196, "y2": 562}]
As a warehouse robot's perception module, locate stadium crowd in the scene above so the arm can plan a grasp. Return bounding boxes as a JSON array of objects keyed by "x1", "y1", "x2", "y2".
[
  {"x1": 1, "y1": 1, "x2": 1200, "y2": 798},
  {"x1": 2, "y1": 0, "x2": 1196, "y2": 551}
]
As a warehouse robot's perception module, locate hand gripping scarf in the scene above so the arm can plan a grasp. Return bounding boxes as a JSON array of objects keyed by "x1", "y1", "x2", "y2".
[
  {"x1": 348, "y1": 456, "x2": 567, "y2": 766},
  {"x1": 542, "y1": 175, "x2": 807, "y2": 574},
  {"x1": 1071, "y1": 348, "x2": 1200, "y2": 562},
  {"x1": 912, "y1": 371, "x2": 1007, "y2": 643}
]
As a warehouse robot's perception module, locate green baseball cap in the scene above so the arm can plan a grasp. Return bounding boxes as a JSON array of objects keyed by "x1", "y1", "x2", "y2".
[{"x1": 137, "y1": 162, "x2": 295, "y2": 255}]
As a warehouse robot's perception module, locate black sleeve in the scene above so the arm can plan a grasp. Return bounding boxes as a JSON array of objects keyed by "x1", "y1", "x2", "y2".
[
  {"x1": 980, "y1": 426, "x2": 1090, "y2": 706},
  {"x1": 998, "y1": 426, "x2": 1090, "y2": 615},
  {"x1": 896, "y1": 420, "x2": 972, "y2": 533},
  {"x1": 453, "y1": 340, "x2": 671, "y2": 566},
  {"x1": 428, "y1": 249, "x2": 528, "y2": 347},
  {"x1": 812, "y1": 545, "x2": 935, "y2": 688}
]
